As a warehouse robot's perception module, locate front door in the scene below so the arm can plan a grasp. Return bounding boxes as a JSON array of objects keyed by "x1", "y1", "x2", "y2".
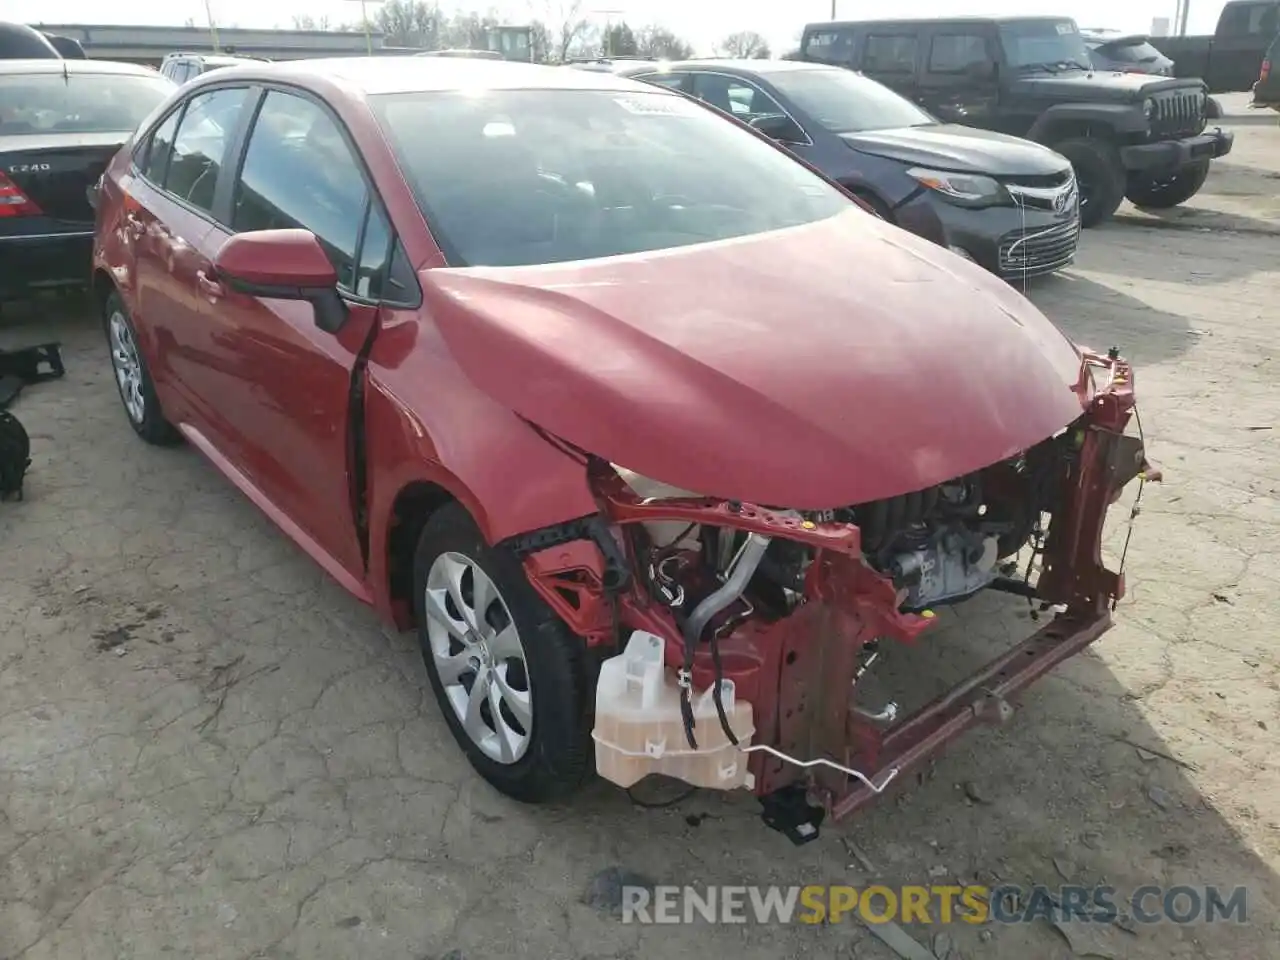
[
  {"x1": 856, "y1": 30, "x2": 923, "y2": 100},
  {"x1": 916, "y1": 27, "x2": 1001, "y2": 128},
  {"x1": 197, "y1": 88, "x2": 390, "y2": 577}
]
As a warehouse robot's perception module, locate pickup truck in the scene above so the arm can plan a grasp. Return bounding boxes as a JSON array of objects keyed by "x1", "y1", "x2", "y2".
[
  {"x1": 796, "y1": 16, "x2": 1234, "y2": 227},
  {"x1": 1150, "y1": 0, "x2": 1280, "y2": 93}
]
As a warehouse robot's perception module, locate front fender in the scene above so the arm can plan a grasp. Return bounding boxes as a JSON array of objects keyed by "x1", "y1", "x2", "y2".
[
  {"x1": 363, "y1": 315, "x2": 598, "y2": 617},
  {"x1": 1028, "y1": 103, "x2": 1148, "y2": 141}
]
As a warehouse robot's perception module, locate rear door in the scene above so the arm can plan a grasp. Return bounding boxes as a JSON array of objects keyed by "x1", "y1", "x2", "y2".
[
  {"x1": 856, "y1": 28, "x2": 924, "y2": 99},
  {"x1": 125, "y1": 84, "x2": 255, "y2": 432},
  {"x1": 916, "y1": 25, "x2": 1001, "y2": 127},
  {"x1": 1215, "y1": 1, "x2": 1280, "y2": 90}
]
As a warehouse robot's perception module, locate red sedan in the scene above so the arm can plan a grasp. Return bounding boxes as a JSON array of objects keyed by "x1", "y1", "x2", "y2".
[{"x1": 92, "y1": 57, "x2": 1152, "y2": 835}]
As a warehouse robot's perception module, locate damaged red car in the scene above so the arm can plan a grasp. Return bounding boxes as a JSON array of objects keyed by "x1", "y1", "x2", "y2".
[{"x1": 92, "y1": 57, "x2": 1154, "y2": 840}]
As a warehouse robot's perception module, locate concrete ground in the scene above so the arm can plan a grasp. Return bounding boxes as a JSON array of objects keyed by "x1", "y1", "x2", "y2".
[{"x1": 1, "y1": 123, "x2": 1278, "y2": 960}]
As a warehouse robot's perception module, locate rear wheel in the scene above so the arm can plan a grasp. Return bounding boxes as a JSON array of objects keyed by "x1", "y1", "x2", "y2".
[
  {"x1": 412, "y1": 503, "x2": 593, "y2": 803},
  {"x1": 1125, "y1": 160, "x2": 1211, "y2": 209},
  {"x1": 1052, "y1": 137, "x2": 1126, "y2": 228},
  {"x1": 103, "y1": 292, "x2": 181, "y2": 446}
]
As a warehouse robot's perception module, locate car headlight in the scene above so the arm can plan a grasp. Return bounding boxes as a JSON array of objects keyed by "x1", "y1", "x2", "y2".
[
  {"x1": 1143, "y1": 97, "x2": 1157, "y2": 119},
  {"x1": 906, "y1": 167, "x2": 1006, "y2": 208}
]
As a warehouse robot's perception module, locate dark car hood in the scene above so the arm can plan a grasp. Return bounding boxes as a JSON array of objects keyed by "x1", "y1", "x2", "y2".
[
  {"x1": 1011, "y1": 70, "x2": 1204, "y2": 102},
  {"x1": 839, "y1": 124, "x2": 1070, "y2": 176},
  {"x1": 423, "y1": 208, "x2": 1089, "y2": 510}
]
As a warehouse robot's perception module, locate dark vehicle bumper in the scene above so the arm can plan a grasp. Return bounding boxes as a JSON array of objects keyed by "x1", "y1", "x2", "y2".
[
  {"x1": 894, "y1": 194, "x2": 1080, "y2": 281},
  {"x1": 0, "y1": 229, "x2": 94, "y2": 300},
  {"x1": 1251, "y1": 81, "x2": 1280, "y2": 110},
  {"x1": 1120, "y1": 128, "x2": 1234, "y2": 174}
]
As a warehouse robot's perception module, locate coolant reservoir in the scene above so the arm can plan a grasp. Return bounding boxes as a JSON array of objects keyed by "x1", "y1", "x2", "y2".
[{"x1": 592, "y1": 631, "x2": 756, "y2": 791}]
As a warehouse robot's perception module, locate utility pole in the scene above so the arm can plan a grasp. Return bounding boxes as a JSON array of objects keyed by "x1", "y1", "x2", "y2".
[
  {"x1": 203, "y1": 0, "x2": 220, "y2": 52},
  {"x1": 343, "y1": 0, "x2": 384, "y2": 54},
  {"x1": 831, "y1": 0, "x2": 838, "y2": 19}
]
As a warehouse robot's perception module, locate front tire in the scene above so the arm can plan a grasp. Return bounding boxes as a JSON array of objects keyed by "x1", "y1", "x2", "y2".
[
  {"x1": 1052, "y1": 137, "x2": 1126, "y2": 228},
  {"x1": 412, "y1": 503, "x2": 593, "y2": 803},
  {"x1": 103, "y1": 292, "x2": 181, "y2": 446},
  {"x1": 1125, "y1": 160, "x2": 1211, "y2": 209}
]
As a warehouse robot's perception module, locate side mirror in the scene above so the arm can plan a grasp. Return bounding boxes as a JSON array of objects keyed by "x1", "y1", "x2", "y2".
[
  {"x1": 213, "y1": 228, "x2": 348, "y2": 334},
  {"x1": 749, "y1": 113, "x2": 805, "y2": 143}
]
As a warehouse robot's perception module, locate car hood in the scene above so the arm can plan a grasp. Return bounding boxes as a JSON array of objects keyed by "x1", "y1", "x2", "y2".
[
  {"x1": 423, "y1": 208, "x2": 1088, "y2": 510},
  {"x1": 1011, "y1": 70, "x2": 1203, "y2": 102},
  {"x1": 839, "y1": 124, "x2": 1070, "y2": 176}
]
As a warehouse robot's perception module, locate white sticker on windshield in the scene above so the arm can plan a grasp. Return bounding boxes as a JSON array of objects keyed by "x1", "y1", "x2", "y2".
[
  {"x1": 1055, "y1": 22, "x2": 1074, "y2": 34},
  {"x1": 613, "y1": 95, "x2": 687, "y2": 115}
]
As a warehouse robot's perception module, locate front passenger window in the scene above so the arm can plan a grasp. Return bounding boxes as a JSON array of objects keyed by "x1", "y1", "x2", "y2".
[
  {"x1": 163, "y1": 86, "x2": 249, "y2": 213},
  {"x1": 231, "y1": 91, "x2": 369, "y2": 291}
]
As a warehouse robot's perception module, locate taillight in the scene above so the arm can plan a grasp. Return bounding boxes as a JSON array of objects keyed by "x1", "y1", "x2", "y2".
[
  {"x1": 1262, "y1": 59, "x2": 1272, "y2": 82},
  {"x1": 0, "y1": 171, "x2": 42, "y2": 218}
]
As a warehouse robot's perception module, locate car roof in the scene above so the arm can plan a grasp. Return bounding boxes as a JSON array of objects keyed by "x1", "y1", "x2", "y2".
[
  {"x1": 199, "y1": 55, "x2": 662, "y2": 95},
  {"x1": 0, "y1": 58, "x2": 161, "y2": 77},
  {"x1": 618, "y1": 59, "x2": 840, "y2": 77},
  {"x1": 816, "y1": 15, "x2": 1074, "y2": 27}
]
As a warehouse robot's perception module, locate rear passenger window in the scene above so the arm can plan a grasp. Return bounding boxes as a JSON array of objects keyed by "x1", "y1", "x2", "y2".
[
  {"x1": 231, "y1": 90, "x2": 369, "y2": 291},
  {"x1": 928, "y1": 34, "x2": 989, "y2": 73},
  {"x1": 864, "y1": 34, "x2": 918, "y2": 73},
  {"x1": 141, "y1": 108, "x2": 180, "y2": 184},
  {"x1": 163, "y1": 86, "x2": 249, "y2": 213}
]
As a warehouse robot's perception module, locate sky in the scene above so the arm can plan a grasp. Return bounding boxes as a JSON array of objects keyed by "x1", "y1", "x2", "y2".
[{"x1": 3, "y1": 0, "x2": 1227, "y2": 56}]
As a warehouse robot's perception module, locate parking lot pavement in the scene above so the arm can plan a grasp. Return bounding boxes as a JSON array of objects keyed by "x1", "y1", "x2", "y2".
[{"x1": 2, "y1": 169, "x2": 1279, "y2": 960}]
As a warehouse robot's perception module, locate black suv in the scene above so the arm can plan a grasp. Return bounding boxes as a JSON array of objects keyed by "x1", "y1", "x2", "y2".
[{"x1": 797, "y1": 16, "x2": 1234, "y2": 226}]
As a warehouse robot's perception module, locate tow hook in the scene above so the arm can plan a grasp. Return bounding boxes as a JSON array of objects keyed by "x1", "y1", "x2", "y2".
[{"x1": 971, "y1": 689, "x2": 1014, "y2": 726}]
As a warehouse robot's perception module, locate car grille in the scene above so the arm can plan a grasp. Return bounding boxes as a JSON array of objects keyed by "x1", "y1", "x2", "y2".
[
  {"x1": 1149, "y1": 89, "x2": 1207, "y2": 139},
  {"x1": 998, "y1": 217, "x2": 1080, "y2": 278}
]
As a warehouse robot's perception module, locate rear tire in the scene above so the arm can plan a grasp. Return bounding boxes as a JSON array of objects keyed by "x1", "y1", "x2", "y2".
[
  {"x1": 412, "y1": 503, "x2": 593, "y2": 804},
  {"x1": 1052, "y1": 137, "x2": 1126, "y2": 228},
  {"x1": 1125, "y1": 160, "x2": 1211, "y2": 209},
  {"x1": 103, "y1": 292, "x2": 182, "y2": 446}
]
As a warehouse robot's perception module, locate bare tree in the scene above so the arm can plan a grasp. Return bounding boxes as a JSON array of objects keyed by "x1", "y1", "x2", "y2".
[
  {"x1": 375, "y1": 0, "x2": 446, "y2": 47},
  {"x1": 634, "y1": 24, "x2": 695, "y2": 60},
  {"x1": 529, "y1": 0, "x2": 593, "y2": 62},
  {"x1": 716, "y1": 30, "x2": 771, "y2": 59}
]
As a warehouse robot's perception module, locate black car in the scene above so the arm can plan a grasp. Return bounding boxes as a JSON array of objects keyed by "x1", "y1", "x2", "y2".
[
  {"x1": 1252, "y1": 30, "x2": 1280, "y2": 108},
  {"x1": 0, "y1": 59, "x2": 173, "y2": 301},
  {"x1": 796, "y1": 16, "x2": 1234, "y2": 227},
  {"x1": 1080, "y1": 29, "x2": 1174, "y2": 76},
  {"x1": 1150, "y1": 0, "x2": 1279, "y2": 94},
  {"x1": 614, "y1": 60, "x2": 1080, "y2": 281}
]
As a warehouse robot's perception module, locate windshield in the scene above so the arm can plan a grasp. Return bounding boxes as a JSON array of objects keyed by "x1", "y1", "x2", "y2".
[
  {"x1": 370, "y1": 88, "x2": 852, "y2": 268},
  {"x1": 768, "y1": 67, "x2": 934, "y2": 133},
  {"x1": 998, "y1": 19, "x2": 1093, "y2": 72},
  {"x1": 0, "y1": 73, "x2": 173, "y2": 135}
]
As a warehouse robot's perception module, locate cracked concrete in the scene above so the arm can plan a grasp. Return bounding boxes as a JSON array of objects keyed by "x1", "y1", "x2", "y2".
[{"x1": 2, "y1": 124, "x2": 1279, "y2": 960}]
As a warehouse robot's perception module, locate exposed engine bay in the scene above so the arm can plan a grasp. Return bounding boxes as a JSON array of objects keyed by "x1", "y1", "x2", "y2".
[
  {"x1": 630, "y1": 424, "x2": 1069, "y2": 624},
  {"x1": 511, "y1": 350, "x2": 1155, "y2": 840}
]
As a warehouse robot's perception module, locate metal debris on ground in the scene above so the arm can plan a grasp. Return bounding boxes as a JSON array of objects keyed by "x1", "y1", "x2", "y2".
[{"x1": 857, "y1": 916, "x2": 937, "y2": 960}]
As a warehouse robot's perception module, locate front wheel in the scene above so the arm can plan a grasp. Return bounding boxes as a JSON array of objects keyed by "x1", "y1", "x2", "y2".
[
  {"x1": 1052, "y1": 137, "x2": 1126, "y2": 228},
  {"x1": 1125, "y1": 160, "x2": 1211, "y2": 209},
  {"x1": 412, "y1": 503, "x2": 593, "y2": 803}
]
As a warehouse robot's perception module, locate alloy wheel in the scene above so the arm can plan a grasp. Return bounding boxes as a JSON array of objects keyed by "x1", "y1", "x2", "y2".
[
  {"x1": 424, "y1": 551, "x2": 534, "y2": 764},
  {"x1": 108, "y1": 311, "x2": 146, "y2": 424}
]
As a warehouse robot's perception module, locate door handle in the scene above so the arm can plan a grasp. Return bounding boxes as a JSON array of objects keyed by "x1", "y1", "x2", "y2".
[{"x1": 196, "y1": 270, "x2": 224, "y2": 300}]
